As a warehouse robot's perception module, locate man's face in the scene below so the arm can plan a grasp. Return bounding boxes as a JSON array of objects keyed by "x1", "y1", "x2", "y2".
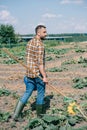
[{"x1": 38, "y1": 27, "x2": 47, "y2": 40}]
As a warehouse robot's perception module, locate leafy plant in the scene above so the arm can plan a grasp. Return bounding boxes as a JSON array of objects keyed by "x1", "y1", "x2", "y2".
[
  {"x1": 62, "y1": 59, "x2": 76, "y2": 65},
  {"x1": 24, "y1": 114, "x2": 79, "y2": 130},
  {"x1": 46, "y1": 56, "x2": 53, "y2": 61},
  {"x1": 80, "y1": 93, "x2": 87, "y2": 100},
  {"x1": 1, "y1": 46, "x2": 25, "y2": 64},
  {"x1": 0, "y1": 50, "x2": 9, "y2": 58},
  {"x1": 68, "y1": 117, "x2": 77, "y2": 126},
  {"x1": 78, "y1": 56, "x2": 87, "y2": 64},
  {"x1": 48, "y1": 67, "x2": 67, "y2": 72},
  {"x1": 75, "y1": 48, "x2": 86, "y2": 53},
  {"x1": 44, "y1": 40, "x2": 61, "y2": 48},
  {"x1": 73, "y1": 126, "x2": 87, "y2": 130},
  {"x1": 24, "y1": 118, "x2": 44, "y2": 130},
  {"x1": 0, "y1": 111, "x2": 10, "y2": 122},
  {"x1": 72, "y1": 77, "x2": 87, "y2": 89},
  {"x1": 3, "y1": 58, "x2": 17, "y2": 64},
  {"x1": 12, "y1": 91, "x2": 19, "y2": 99},
  {"x1": 46, "y1": 48, "x2": 70, "y2": 55},
  {"x1": 0, "y1": 88, "x2": 11, "y2": 96},
  {"x1": 82, "y1": 63, "x2": 87, "y2": 68}
]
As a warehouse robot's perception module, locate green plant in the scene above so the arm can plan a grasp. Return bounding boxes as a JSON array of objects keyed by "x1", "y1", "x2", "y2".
[
  {"x1": 0, "y1": 88, "x2": 11, "y2": 96},
  {"x1": 78, "y1": 56, "x2": 87, "y2": 64},
  {"x1": 3, "y1": 58, "x2": 17, "y2": 64},
  {"x1": 0, "y1": 111, "x2": 10, "y2": 122},
  {"x1": 44, "y1": 40, "x2": 61, "y2": 48},
  {"x1": 72, "y1": 77, "x2": 87, "y2": 89},
  {"x1": 46, "y1": 48, "x2": 70, "y2": 55},
  {"x1": 48, "y1": 67, "x2": 67, "y2": 72},
  {"x1": 62, "y1": 59, "x2": 76, "y2": 65},
  {"x1": 46, "y1": 56, "x2": 53, "y2": 61},
  {"x1": 12, "y1": 91, "x2": 19, "y2": 99},
  {"x1": 75, "y1": 48, "x2": 86, "y2": 53}
]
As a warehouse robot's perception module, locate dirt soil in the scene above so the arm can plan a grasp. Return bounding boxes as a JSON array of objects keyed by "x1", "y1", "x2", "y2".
[{"x1": 0, "y1": 41, "x2": 87, "y2": 130}]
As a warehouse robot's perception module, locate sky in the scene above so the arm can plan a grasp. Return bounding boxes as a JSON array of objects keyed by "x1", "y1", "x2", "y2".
[{"x1": 0, "y1": 0, "x2": 87, "y2": 34}]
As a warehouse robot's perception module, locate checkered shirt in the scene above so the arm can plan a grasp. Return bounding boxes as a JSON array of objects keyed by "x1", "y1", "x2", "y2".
[{"x1": 26, "y1": 36, "x2": 45, "y2": 78}]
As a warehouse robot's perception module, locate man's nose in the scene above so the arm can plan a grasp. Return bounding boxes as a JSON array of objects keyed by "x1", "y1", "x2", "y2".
[{"x1": 45, "y1": 33, "x2": 47, "y2": 36}]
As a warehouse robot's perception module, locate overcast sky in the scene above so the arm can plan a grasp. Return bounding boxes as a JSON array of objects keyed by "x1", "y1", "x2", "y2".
[{"x1": 0, "y1": 0, "x2": 87, "y2": 34}]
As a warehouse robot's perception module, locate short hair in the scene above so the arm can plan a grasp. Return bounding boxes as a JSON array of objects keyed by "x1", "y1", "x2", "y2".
[{"x1": 35, "y1": 25, "x2": 46, "y2": 34}]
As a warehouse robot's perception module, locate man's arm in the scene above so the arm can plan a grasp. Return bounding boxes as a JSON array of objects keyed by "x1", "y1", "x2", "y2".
[
  {"x1": 39, "y1": 64, "x2": 48, "y2": 83},
  {"x1": 37, "y1": 43, "x2": 48, "y2": 83}
]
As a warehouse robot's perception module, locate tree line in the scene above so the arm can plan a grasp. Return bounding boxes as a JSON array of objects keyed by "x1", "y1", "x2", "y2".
[{"x1": 0, "y1": 24, "x2": 87, "y2": 45}]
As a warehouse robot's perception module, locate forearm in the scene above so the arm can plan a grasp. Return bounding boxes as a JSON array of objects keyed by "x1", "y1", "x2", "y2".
[{"x1": 39, "y1": 65, "x2": 47, "y2": 78}]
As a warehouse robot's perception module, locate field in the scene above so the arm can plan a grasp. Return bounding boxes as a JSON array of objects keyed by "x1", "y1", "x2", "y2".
[{"x1": 0, "y1": 40, "x2": 87, "y2": 130}]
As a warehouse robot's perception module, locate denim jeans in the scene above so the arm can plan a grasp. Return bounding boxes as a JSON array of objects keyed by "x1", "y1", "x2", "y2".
[{"x1": 20, "y1": 76, "x2": 46, "y2": 105}]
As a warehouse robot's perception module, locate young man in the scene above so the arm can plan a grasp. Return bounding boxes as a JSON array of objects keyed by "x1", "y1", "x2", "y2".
[{"x1": 13, "y1": 25, "x2": 48, "y2": 121}]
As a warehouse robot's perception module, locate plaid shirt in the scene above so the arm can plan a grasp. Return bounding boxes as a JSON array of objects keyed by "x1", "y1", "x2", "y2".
[{"x1": 26, "y1": 36, "x2": 45, "y2": 78}]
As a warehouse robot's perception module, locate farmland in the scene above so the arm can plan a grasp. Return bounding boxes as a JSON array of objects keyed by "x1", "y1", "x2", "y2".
[{"x1": 0, "y1": 40, "x2": 87, "y2": 130}]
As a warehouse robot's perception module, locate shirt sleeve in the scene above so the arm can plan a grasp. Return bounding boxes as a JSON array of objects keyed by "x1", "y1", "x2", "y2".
[{"x1": 37, "y1": 43, "x2": 44, "y2": 65}]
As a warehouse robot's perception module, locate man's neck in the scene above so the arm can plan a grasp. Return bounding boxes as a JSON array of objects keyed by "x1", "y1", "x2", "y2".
[{"x1": 35, "y1": 35, "x2": 41, "y2": 40}]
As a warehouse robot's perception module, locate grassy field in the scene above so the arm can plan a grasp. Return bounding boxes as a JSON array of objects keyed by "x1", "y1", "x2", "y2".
[{"x1": 0, "y1": 40, "x2": 87, "y2": 130}]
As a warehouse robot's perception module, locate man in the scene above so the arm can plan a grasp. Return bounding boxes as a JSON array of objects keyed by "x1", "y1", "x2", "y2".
[{"x1": 13, "y1": 25, "x2": 48, "y2": 121}]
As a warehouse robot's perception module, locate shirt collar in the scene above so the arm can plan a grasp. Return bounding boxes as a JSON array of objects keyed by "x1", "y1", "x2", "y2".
[{"x1": 34, "y1": 36, "x2": 42, "y2": 42}]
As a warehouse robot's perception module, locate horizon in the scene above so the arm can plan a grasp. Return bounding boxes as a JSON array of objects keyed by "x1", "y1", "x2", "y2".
[{"x1": 20, "y1": 33, "x2": 87, "y2": 35}]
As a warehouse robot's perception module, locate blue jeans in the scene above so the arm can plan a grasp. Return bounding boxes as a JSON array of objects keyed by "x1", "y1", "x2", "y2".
[{"x1": 20, "y1": 76, "x2": 46, "y2": 105}]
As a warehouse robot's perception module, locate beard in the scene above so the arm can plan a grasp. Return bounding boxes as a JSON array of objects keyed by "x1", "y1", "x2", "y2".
[{"x1": 40, "y1": 36, "x2": 46, "y2": 40}]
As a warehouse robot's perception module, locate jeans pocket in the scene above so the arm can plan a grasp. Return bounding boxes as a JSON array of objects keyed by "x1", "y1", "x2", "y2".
[
  {"x1": 36, "y1": 77, "x2": 45, "y2": 86},
  {"x1": 24, "y1": 76, "x2": 34, "y2": 85}
]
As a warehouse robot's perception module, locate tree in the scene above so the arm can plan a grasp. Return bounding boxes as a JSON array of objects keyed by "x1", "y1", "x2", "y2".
[{"x1": 0, "y1": 24, "x2": 17, "y2": 44}]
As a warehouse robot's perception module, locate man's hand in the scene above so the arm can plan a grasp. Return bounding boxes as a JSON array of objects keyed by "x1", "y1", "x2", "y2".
[
  {"x1": 39, "y1": 65, "x2": 48, "y2": 84},
  {"x1": 43, "y1": 77, "x2": 48, "y2": 84}
]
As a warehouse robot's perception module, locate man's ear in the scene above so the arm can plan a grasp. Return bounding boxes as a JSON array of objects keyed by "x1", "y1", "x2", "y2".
[{"x1": 37, "y1": 30, "x2": 41, "y2": 36}]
